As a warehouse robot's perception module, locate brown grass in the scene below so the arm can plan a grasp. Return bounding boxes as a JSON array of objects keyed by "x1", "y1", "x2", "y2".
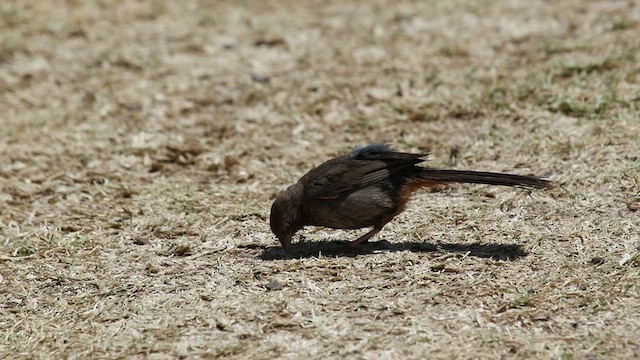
[{"x1": 1, "y1": 0, "x2": 639, "y2": 358}]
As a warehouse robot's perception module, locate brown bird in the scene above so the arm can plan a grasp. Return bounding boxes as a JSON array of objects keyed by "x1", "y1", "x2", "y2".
[{"x1": 270, "y1": 144, "x2": 553, "y2": 251}]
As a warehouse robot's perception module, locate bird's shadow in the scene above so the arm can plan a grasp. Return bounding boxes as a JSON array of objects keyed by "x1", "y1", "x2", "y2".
[{"x1": 259, "y1": 239, "x2": 528, "y2": 261}]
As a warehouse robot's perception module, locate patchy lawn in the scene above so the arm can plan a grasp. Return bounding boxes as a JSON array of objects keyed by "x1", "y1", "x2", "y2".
[{"x1": 1, "y1": 0, "x2": 639, "y2": 358}]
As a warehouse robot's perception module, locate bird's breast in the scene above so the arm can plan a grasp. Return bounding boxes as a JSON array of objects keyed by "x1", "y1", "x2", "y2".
[{"x1": 304, "y1": 184, "x2": 400, "y2": 230}]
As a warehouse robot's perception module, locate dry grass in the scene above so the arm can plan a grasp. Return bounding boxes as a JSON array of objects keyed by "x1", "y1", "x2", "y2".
[{"x1": 1, "y1": 0, "x2": 639, "y2": 358}]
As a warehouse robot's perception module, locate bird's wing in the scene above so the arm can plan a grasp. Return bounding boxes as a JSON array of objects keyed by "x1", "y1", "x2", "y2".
[{"x1": 302, "y1": 149, "x2": 426, "y2": 200}]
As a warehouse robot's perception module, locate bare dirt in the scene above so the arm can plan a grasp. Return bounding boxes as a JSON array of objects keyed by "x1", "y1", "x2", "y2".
[{"x1": 1, "y1": 1, "x2": 639, "y2": 359}]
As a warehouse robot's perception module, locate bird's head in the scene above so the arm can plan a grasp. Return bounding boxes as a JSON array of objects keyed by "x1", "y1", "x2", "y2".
[{"x1": 269, "y1": 182, "x2": 304, "y2": 251}]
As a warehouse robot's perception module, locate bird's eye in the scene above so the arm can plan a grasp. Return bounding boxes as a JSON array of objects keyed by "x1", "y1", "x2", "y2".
[{"x1": 311, "y1": 179, "x2": 321, "y2": 186}]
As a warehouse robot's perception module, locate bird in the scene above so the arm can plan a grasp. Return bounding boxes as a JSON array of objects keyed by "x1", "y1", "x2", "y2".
[{"x1": 269, "y1": 143, "x2": 553, "y2": 251}]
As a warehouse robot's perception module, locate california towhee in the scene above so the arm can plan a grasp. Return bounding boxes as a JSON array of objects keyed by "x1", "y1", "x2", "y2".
[{"x1": 270, "y1": 144, "x2": 553, "y2": 251}]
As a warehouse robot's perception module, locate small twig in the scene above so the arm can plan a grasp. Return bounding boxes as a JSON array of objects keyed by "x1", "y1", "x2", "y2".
[{"x1": 0, "y1": 255, "x2": 35, "y2": 262}]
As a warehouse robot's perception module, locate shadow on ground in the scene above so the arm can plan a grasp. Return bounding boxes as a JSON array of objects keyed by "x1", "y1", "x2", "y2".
[{"x1": 258, "y1": 239, "x2": 528, "y2": 261}]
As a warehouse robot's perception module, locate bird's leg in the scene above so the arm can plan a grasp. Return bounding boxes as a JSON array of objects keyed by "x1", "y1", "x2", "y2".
[
  {"x1": 346, "y1": 217, "x2": 396, "y2": 250},
  {"x1": 346, "y1": 226, "x2": 382, "y2": 250}
]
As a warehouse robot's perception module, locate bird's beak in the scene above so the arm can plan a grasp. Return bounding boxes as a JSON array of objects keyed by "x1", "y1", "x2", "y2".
[{"x1": 279, "y1": 234, "x2": 292, "y2": 252}]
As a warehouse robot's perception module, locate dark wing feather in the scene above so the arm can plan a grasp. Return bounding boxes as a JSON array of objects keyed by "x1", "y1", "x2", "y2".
[{"x1": 302, "y1": 147, "x2": 427, "y2": 199}]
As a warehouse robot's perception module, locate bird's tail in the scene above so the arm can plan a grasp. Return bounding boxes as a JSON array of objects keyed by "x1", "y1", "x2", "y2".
[{"x1": 416, "y1": 169, "x2": 553, "y2": 189}]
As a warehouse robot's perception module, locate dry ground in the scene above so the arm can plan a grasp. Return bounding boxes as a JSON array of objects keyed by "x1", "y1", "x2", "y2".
[{"x1": 1, "y1": 0, "x2": 639, "y2": 359}]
